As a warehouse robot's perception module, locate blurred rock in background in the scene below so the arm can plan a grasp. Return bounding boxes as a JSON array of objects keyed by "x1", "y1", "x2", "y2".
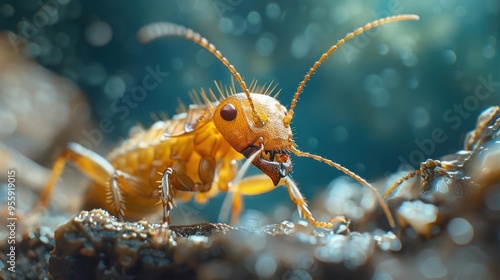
[{"x1": 0, "y1": 31, "x2": 93, "y2": 223}]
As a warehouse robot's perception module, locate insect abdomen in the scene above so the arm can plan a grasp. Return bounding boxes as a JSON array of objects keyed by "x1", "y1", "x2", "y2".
[{"x1": 82, "y1": 111, "x2": 241, "y2": 219}]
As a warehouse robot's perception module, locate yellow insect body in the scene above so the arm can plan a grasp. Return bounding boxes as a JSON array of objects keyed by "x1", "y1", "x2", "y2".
[
  {"x1": 83, "y1": 104, "x2": 241, "y2": 220},
  {"x1": 33, "y1": 14, "x2": 420, "y2": 229}
]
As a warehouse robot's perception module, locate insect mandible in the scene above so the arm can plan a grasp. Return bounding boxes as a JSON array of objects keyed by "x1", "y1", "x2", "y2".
[{"x1": 32, "y1": 14, "x2": 420, "y2": 229}]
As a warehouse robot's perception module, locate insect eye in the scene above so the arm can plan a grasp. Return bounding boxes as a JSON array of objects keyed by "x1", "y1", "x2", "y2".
[{"x1": 220, "y1": 103, "x2": 237, "y2": 121}]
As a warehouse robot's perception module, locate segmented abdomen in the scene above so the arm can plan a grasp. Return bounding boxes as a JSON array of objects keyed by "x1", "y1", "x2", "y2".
[{"x1": 82, "y1": 110, "x2": 242, "y2": 219}]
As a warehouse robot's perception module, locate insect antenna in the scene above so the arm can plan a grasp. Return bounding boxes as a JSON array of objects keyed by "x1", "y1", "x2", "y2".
[
  {"x1": 290, "y1": 146, "x2": 397, "y2": 228},
  {"x1": 286, "y1": 14, "x2": 420, "y2": 229},
  {"x1": 283, "y1": 14, "x2": 419, "y2": 127},
  {"x1": 137, "y1": 22, "x2": 264, "y2": 126},
  {"x1": 384, "y1": 170, "x2": 420, "y2": 198}
]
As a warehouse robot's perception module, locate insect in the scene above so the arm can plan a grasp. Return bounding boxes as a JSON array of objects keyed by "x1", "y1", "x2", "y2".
[
  {"x1": 384, "y1": 159, "x2": 464, "y2": 201},
  {"x1": 463, "y1": 106, "x2": 500, "y2": 152},
  {"x1": 384, "y1": 107, "x2": 500, "y2": 201},
  {"x1": 31, "y1": 14, "x2": 420, "y2": 229}
]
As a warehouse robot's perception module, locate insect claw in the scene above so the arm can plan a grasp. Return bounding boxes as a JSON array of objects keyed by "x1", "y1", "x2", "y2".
[
  {"x1": 160, "y1": 168, "x2": 175, "y2": 224},
  {"x1": 329, "y1": 215, "x2": 347, "y2": 225},
  {"x1": 152, "y1": 222, "x2": 172, "y2": 245}
]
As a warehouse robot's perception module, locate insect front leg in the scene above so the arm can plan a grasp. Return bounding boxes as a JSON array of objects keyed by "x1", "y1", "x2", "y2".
[
  {"x1": 159, "y1": 157, "x2": 216, "y2": 224},
  {"x1": 222, "y1": 174, "x2": 278, "y2": 225},
  {"x1": 384, "y1": 170, "x2": 420, "y2": 198},
  {"x1": 385, "y1": 159, "x2": 452, "y2": 198},
  {"x1": 33, "y1": 142, "x2": 146, "y2": 220},
  {"x1": 224, "y1": 174, "x2": 345, "y2": 228},
  {"x1": 159, "y1": 168, "x2": 174, "y2": 224},
  {"x1": 282, "y1": 176, "x2": 347, "y2": 229}
]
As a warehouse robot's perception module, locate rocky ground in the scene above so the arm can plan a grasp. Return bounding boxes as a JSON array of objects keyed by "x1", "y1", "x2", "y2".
[{"x1": 1, "y1": 106, "x2": 498, "y2": 280}]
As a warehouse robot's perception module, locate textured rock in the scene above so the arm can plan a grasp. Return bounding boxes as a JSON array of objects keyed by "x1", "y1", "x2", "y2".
[
  {"x1": 48, "y1": 209, "x2": 383, "y2": 279},
  {"x1": 1, "y1": 107, "x2": 498, "y2": 279},
  {"x1": 0, "y1": 227, "x2": 53, "y2": 280}
]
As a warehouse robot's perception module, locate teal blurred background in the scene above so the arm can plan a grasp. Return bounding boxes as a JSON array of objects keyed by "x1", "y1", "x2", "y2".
[{"x1": 1, "y1": 0, "x2": 498, "y2": 221}]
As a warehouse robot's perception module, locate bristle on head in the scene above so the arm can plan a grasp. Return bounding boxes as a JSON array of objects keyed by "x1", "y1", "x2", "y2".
[{"x1": 138, "y1": 22, "x2": 264, "y2": 126}]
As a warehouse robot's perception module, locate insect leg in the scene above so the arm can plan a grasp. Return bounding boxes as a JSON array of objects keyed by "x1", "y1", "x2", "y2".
[
  {"x1": 419, "y1": 160, "x2": 464, "y2": 198},
  {"x1": 32, "y1": 143, "x2": 113, "y2": 213},
  {"x1": 384, "y1": 170, "x2": 420, "y2": 198},
  {"x1": 219, "y1": 144, "x2": 264, "y2": 224},
  {"x1": 220, "y1": 174, "x2": 345, "y2": 227},
  {"x1": 290, "y1": 146, "x2": 396, "y2": 228},
  {"x1": 101, "y1": 170, "x2": 149, "y2": 219},
  {"x1": 225, "y1": 174, "x2": 277, "y2": 225},
  {"x1": 31, "y1": 142, "x2": 145, "y2": 220},
  {"x1": 0, "y1": 143, "x2": 50, "y2": 190},
  {"x1": 282, "y1": 176, "x2": 346, "y2": 229},
  {"x1": 464, "y1": 106, "x2": 500, "y2": 151},
  {"x1": 160, "y1": 168, "x2": 174, "y2": 224},
  {"x1": 159, "y1": 158, "x2": 218, "y2": 224}
]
